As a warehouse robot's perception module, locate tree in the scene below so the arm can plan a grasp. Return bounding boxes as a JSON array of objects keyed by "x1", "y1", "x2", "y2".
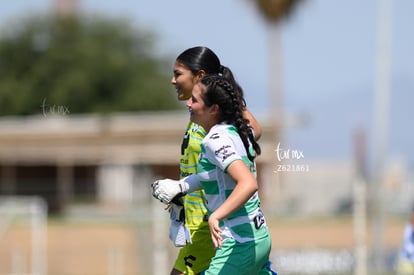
[
  {"x1": 251, "y1": 0, "x2": 304, "y2": 119},
  {"x1": 253, "y1": 0, "x2": 303, "y2": 22},
  {"x1": 0, "y1": 14, "x2": 181, "y2": 116},
  {"x1": 250, "y1": 0, "x2": 304, "y2": 213}
]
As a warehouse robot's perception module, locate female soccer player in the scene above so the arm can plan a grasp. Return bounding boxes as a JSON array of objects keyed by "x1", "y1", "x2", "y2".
[
  {"x1": 168, "y1": 46, "x2": 262, "y2": 275},
  {"x1": 154, "y1": 75, "x2": 275, "y2": 274}
]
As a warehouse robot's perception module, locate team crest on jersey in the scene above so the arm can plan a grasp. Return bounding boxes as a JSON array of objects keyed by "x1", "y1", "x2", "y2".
[
  {"x1": 210, "y1": 133, "x2": 220, "y2": 140},
  {"x1": 215, "y1": 144, "x2": 235, "y2": 163}
]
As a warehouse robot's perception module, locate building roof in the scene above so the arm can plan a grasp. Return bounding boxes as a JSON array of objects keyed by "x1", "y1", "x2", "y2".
[{"x1": 0, "y1": 112, "x2": 277, "y2": 165}]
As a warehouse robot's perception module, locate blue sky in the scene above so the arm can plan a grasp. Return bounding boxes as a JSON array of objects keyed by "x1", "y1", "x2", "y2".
[{"x1": 1, "y1": 0, "x2": 413, "y2": 166}]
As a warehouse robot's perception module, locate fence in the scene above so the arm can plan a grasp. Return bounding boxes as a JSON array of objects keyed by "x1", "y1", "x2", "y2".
[{"x1": 0, "y1": 196, "x2": 47, "y2": 275}]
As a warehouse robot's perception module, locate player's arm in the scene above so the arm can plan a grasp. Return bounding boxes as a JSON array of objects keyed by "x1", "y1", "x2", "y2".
[
  {"x1": 243, "y1": 109, "x2": 262, "y2": 141},
  {"x1": 208, "y1": 160, "x2": 258, "y2": 248}
]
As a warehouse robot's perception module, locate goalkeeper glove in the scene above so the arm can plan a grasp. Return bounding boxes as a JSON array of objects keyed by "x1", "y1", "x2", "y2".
[
  {"x1": 151, "y1": 175, "x2": 201, "y2": 204},
  {"x1": 151, "y1": 179, "x2": 187, "y2": 204}
]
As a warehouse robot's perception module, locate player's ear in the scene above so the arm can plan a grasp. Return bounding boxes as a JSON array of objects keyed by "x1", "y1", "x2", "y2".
[
  {"x1": 210, "y1": 104, "x2": 219, "y2": 117},
  {"x1": 195, "y1": 70, "x2": 206, "y2": 80}
]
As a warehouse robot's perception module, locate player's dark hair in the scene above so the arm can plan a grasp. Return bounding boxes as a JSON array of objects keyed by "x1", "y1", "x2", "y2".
[
  {"x1": 177, "y1": 46, "x2": 220, "y2": 75},
  {"x1": 176, "y1": 46, "x2": 246, "y2": 106},
  {"x1": 199, "y1": 75, "x2": 260, "y2": 161}
]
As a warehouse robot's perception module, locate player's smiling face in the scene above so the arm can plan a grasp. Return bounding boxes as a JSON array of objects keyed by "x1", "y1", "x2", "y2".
[
  {"x1": 171, "y1": 61, "x2": 198, "y2": 101},
  {"x1": 186, "y1": 82, "x2": 217, "y2": 131}
]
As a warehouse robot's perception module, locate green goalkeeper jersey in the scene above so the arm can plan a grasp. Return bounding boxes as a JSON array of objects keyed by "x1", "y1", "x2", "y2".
[{"x1": 180, "y1": 121, "x2": 209, "y2": 229}]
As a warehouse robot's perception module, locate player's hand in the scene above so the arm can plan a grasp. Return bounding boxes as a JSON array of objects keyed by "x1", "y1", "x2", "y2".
[
  {"x1": 208, "y1": 213, "x2": 223, "y2": 249},
  {"x1": 151, "y1": 179, "x2": 187, "y2": 204}
]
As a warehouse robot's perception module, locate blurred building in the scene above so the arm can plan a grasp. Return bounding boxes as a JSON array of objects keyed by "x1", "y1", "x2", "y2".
[
  {"x1": 0, "y1": 112, "x2": 278, "y2": 213},
  {"x1": 1, "y1": 111, "x2": 411, "y2": 216}
]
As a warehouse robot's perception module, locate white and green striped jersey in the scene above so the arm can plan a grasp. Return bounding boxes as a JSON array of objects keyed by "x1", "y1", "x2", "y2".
[{"x1": 196, "y1": 123, "x2": 265, "y2": 243}]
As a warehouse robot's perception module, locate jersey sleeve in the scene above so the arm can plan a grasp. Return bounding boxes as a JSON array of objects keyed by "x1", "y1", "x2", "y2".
[{"x1": 203, "y1": 130, "x2": 242, "y2": 172}]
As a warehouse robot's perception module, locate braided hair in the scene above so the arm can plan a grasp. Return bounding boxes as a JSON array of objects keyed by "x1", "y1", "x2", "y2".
[{"x1": 199, "y1": 75, "x2": 261, "y2": 161}]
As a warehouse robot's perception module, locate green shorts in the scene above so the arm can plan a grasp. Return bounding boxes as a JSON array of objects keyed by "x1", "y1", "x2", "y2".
[
  {"x1": 173, "y1": 223, "x2": 216, "y2": 274},
  {"x1": 204, "y1": 226, "x2": 272, "y2": 275}
]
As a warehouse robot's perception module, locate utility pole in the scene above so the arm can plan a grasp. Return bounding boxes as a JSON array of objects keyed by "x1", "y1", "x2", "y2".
[
  {"x1": 371, "y1": 0, "x2": 392, "y2": 272},
  {"x1": 353, "y1": 127, "x2": 367, "y2": 275}
]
